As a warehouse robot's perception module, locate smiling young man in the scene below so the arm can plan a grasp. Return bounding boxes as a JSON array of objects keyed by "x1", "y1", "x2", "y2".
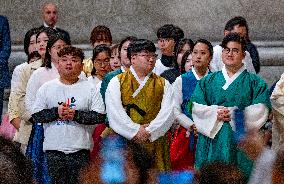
[
  {"x1": 31, "y1": 46, "x2": 106, "y2": 184},
  {"x1": 191, "y1": 33, "x2": 271, "y2": 179},
  {"x1": 210, "y1": 16, "x2": 257, "y2": 74},
  {"x1": 105, "y1": 39, "x2": 174, "y2": 171}
]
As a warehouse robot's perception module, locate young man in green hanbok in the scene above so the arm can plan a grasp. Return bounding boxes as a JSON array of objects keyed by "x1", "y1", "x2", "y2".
[{"x1": 191, "y1": 33, "x2": 271, "y2": 178}]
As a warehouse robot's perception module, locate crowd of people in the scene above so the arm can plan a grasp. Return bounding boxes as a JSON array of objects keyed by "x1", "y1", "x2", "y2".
[{"x1": 0, "y1": 2, "x2": 284, "y2": 184}]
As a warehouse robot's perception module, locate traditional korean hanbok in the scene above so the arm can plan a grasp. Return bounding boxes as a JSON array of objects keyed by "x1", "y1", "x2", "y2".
[
  {"x1": 171, "y1": 67, "x2": 209, "y2": 171},
  {"x1": 191, "y1": 65, "x2": 270, "y2": 178},
  {"x1": 105, "y1": 67, "x2": 174, "y2": 171}
]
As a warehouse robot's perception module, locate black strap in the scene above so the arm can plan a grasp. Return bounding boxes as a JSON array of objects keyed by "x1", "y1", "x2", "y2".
[{"x1": 123, "y1": 103, "x2": 146, "y2": 117}]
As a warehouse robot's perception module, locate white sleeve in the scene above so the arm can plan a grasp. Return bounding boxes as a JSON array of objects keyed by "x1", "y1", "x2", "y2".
[
  {"x1": 10, "y1": 64, "x2": 22, "y2": 89},
  {"x1": 192, "y1": 102, "x2": 220, "y2": 139},
  {"x1": 145, "y1": 80, "x2": 174, "y2": 141},
  {"x1": 243, "y1": 51, "x2": 256, "y2": 74},
  {"x1": 105, "y1": 77, "x2": 140, "y2": 140},
  {"x1": 244, "y1": 103, "x2": 269, "y2": 130},
  {"x1": 90, "y1": 83, "x2": 105, "y2": 114},
  {"x1": 32, "y1": 85, "x2": 48, "y2": 114},
  {"x1": 271, "y1": 75, "x2": 284, "y2": 115},
  {"x1": 25, "y1": 71, "x2": 41, "y2": 117},
  {"x1": 173, "y1": 76, "x2": 194, "y2": 129},
  {"x1": 209, "y1": 45, "x2": 223, "y2": 72}
]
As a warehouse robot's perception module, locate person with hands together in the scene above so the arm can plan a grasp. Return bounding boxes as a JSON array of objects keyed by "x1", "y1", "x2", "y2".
[
  {"x1": 31, "y1": 46, "x2": 106, "y2": 184},
  {"x1": 191, "y1": 33, "x2": 270, "y2": 179},
  {"x1": 105, "y1": 39, "x2": 174, "y2": 171},
  {"x1": 171, "y1": 39, "x2": 212, "y2": 171}
]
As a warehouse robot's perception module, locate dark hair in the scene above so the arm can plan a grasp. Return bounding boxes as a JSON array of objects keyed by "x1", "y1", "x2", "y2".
[
  {"x1": 194, "y1": 39, "x2": 214, "y2": 57},
  {"x1": 79, "y1": 136, "x2": 154, "y2": 184},
  {"x1": 118, "y1": 36, "x2": 137, "y2": 57},
  {"x1": 58, "y1": 45, "x2": 85, "y2": 62},
  {"x1": 221, "y1": 33, "x2": 246, "y2": 52},
  {"x1": 42, "y1": 33, "x2": 71, "y2": 68},
  {"x1": 36, "y1": 27, "x2": 57, "y2": 42},
  {"x1": 157, "y1": 24, "x2": 184, "y2": 42},
  {"x1": 193, "y1": 162, "x2": 245, "y2": 184},
  {"x1": 91, "y1": 44, "x2": 111, "y2": 76},
  {"x1": 224, "y1": 16, "x2": 249, "y2": 33},
  {"x1": 28, "y1": 51, "x2": 41, "y2": 63},
  {"x1": 128, "y1": 142, "x2": 154, "y2": 184},
  {"x1": 175, "y1": 38, "x2": 194, "y2": 55},
  {"x1": 24, "y1": 27, "x2": 40, "y2": 56},
  {"x1": 173, "y1": 38, "x2": 194, "y2": 70},
  {"x1": 127, "y1": 39, "x2": 156, "y2": 61},
  {"x1": 0, "y1": 136, "x2": 33, "y2": 184},
  {"x1": 111, "y1": 44, "x2": 119, "y2": 55},
  {"x1": 90, "y1": 25, "x2": 112, "y2": 46},
  {"x1": 180, "y1": 50, "x2": 192, "y2": 74}
]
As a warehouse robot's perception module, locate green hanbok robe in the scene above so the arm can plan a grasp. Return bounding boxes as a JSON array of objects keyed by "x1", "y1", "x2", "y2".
[{"x1": 191, "y1": 66, "x2": 271, "y2": 178}]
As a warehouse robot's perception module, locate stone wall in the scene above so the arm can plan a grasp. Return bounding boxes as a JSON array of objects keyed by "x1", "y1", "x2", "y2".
[
  {"x1": 1, "y1": 0, "x2": 284, "y2": 44},
  {"x1": 1, "y1": 0, "x2": 284, "y2": 86}
]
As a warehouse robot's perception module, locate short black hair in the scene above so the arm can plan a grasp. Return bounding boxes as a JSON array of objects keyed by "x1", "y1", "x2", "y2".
[
  {"x1": 224, "y1": 16, "x2": 249, "y2": 33},
  {"x1": 58, "y1": 45, "x2": 85, "y2": 62},
  {"x1": 221, "y1": 33, "x2": 246, "y2": 52},
  {"x1": 127, "y1": 39, "x2": 156, "y2": 61},
  {"x1": 194, "y1": 39, "x2": 214, "y2": 57},
  {"x1": 157, "y1": 24, "x2": 184, "y2": 42}
]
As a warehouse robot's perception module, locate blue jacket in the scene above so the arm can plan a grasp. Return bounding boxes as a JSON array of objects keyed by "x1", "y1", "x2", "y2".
[{"x1": 0, "y1": 16, "x2": 11, "y2": 88}]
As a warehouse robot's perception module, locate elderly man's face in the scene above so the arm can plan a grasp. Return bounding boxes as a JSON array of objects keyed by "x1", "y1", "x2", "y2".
[
  {"x1": 42, "y1": 3, "x2": 58, "y2": 28},
  {"x1": 58, "y1": 55, "x2": 83, "y2": 79}
]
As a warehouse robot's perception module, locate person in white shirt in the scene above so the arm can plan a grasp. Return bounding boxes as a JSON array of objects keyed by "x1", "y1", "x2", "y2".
[
  {"x1": 105, "y1": 39, "x2": 174, "y2": 171},
  {"x1": 32, "y1": 46, "x2": 106, "y2": 184},
  {"x1": 87, "y1": 44, "x2": 112, "y2": 87},
  {"x1": 26, "y1": 33, "x2": 71, "y2": 121},
  {"x1": 210, "y1": 17, "x2": 256, "y2": 74}
]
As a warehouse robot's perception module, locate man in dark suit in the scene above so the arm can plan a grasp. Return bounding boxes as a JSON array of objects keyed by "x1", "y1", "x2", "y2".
[
  {"x1": 39, "y1": 2, "x2": 70, "y2": 42},
  {"x1": 0, "y1": 16, "x2": 11, "y2": 121}
]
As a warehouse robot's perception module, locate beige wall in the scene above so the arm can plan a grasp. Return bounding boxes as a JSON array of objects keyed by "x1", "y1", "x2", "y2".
[{"x1": 1, "y1": 0, "x2": 284, "y2": 44}]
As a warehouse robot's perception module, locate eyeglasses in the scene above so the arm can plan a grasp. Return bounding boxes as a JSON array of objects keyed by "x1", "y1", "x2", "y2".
[
  {"x1": 136, "y1": 53, "x2": 158, "y2": 60},
  {"x1": 222, "y1": 48, "x2": 240, "y2": 55}
]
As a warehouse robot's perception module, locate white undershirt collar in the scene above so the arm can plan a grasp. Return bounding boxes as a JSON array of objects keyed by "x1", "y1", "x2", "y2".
[
  {"x1": 130, "y1": 66, "x2": 152, "y2": 97},
  {"x1": 43, "y1": 22, "x2": 57, "y2": 30},
  {"x1": 222, "y1": 65, "x2": 245, "y2": 90},
  {"x1": 192, "y1": 66, "x2": 209, "y2": 80},
  {"x1": 121, "y1": 66, "x2": 126, "y2": 72}
]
